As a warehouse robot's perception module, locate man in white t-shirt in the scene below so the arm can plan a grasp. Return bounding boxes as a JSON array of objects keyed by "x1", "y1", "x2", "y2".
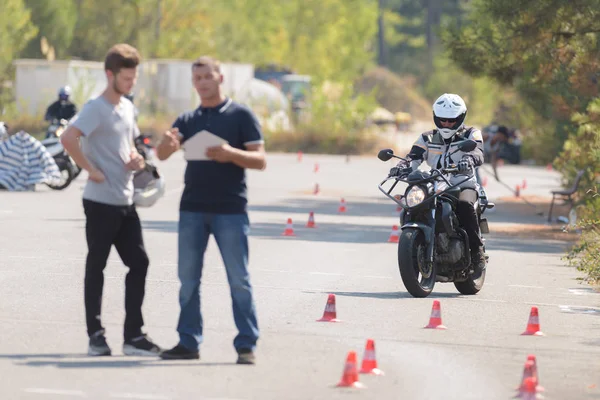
[{"x1": 60, "y1": 43, "x2": 161, "y2": 357}]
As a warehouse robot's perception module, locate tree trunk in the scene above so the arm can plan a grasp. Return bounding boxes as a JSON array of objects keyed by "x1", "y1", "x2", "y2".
[
  {"x1": 378, "y1": 0, "x2": 387, "y2": 67},
  {"x1": 424, "y1": 0, "x2": 441, "y2": 70}
]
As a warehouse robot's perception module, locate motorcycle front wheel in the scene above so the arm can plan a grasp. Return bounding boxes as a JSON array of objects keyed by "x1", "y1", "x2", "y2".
[{"x1": 398, "y1": 228, "x2": 436, "y2": 298}]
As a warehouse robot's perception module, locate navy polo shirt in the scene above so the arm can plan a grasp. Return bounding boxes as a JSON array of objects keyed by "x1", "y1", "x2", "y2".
[{"x1": 172, "y1": 98, "x2": 264, "y2": 214}]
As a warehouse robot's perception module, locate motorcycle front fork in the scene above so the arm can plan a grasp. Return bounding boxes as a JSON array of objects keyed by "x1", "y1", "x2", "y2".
[{"x1": 426, "y1": 207, "x2": 436, "y2": 264}]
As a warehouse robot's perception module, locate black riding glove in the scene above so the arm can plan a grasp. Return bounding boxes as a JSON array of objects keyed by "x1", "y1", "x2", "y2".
[
  {"x1": 390, "y1": 165, "x2": 411, "y2": 177},
  {"x1": 458, "y1": 157, "x2": 473, "y2": 173}
]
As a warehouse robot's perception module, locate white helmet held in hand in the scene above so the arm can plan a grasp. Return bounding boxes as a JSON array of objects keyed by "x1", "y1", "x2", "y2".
[
  {"x1": 133, "y1": 164, "x2": 165, "y2": 207},
  {"x1": 433, "y1": 93, "x2": 467, "y2": 139}
]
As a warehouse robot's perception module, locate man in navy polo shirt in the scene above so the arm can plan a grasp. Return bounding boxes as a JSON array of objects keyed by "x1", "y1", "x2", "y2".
[{"x1": 157, "y1": 56, "x2": 266, "y2": 364}]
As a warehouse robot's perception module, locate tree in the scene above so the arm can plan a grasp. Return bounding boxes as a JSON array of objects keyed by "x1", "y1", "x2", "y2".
[
  {"x1": 443, "y1": 0, "x2": 600, "y2": 122},
  {"x1": 69, "y1": 0, "x2": 158, "y2": 60},
  {"x1": 204, "y1": 0, "x2": 378, "y2": 82},
  {"x1": 382, "y1": 0, "x2": 467, "y2": 78},
  {"x1": 0, "y1": 0, "x2": 38, "y2": 113},
  {"x1": 22, "y1": 0, "x2": 77, "y2": 59},
  {"x1": 152, "y1": 0, "x2": 214, "y2": 59}
]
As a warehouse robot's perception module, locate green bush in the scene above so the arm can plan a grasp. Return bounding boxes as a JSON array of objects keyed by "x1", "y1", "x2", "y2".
[
  {"x1": 555, "y1": 98, "x2": 600, "y2": 198},
  {"x1": 262, "y1": 80, "x2": 395, "y2": 155},
  {"x1": 564, "y1": 191, "x2": 600, "y2": 284},
  {"x1": 354, "y1": 66, "x2": 431, "y2": 119},
  {"x1": 557, "y1": 98, "x2": 600, "y2": 283}
]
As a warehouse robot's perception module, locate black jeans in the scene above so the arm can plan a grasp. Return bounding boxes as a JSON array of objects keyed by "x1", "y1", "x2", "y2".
[
  {"x1": 455, "y1": 189, "x2": 483, "y2": 253},
  {"x1": 83, "y1": 199, "x2": 149, "y2": 340}
]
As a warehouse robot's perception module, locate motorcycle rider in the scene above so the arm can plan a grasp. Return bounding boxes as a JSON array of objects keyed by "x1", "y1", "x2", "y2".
[
  {"x1": 392, "y1": 93, "x2": 486, "y2": 273},
  {"x1": 44, "y1": 86, "x2": 78, "y2": 122}
]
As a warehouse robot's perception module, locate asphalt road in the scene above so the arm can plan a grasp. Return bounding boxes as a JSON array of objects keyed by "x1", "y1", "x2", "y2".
[{"x1": 0, "y1": 147, "x2": 599, "y2": 400}]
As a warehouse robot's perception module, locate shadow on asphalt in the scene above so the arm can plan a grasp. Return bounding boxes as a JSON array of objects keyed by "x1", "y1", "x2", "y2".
[
  {"x1": 0, "y1": 353, "x2": 237, "y2": 368},
  {"x1": 142, "y1": 220, "x2": 395, "y2": 244},
  {"x1": 249, "y1": 197, "x2": 401, "y2": 218},
  {"x1": 485, "y1": 234, "x2": 569, "y2": 254},
  {"x1": 302, "y1": 289, "x2": 463, "y2": 300}
]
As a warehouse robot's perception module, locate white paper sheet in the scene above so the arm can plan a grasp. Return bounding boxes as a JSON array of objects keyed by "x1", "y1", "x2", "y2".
[{"x1": 183, "y1": 130, "x2": 228, "y2": 161}]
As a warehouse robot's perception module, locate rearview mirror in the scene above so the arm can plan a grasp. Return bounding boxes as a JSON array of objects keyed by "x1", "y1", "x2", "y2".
[
  {"x1": 378, "y1": 148, "x2": 394, "y2": 162},
  {"x1": 458, "y1": 139, "x2": 477, "y2": 152}
]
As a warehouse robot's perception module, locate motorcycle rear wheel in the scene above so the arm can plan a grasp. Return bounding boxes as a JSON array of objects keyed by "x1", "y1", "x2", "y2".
[{"x1": 454, "y1": 267, "x2": 486, "y2": 295}]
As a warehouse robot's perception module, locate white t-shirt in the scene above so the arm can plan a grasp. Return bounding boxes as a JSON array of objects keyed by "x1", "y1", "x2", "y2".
[{"x1": 70, "y1": 95, "x2": 140, "y2": 206}]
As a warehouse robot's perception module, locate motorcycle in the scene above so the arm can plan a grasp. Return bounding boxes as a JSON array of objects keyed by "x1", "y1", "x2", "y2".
[
  {"x1": 41, "y1": 118, "x2": 82, "y2": 189},
  {"x1": 133, "y1": 134, "x2": 154, "y2": 159},
  {"x1": 41, "y1": 137, "x2": 79, "y2": 190},
  {"x1": 377, "y1": 139, "x2": 495, "y2": 298},
  {"x1": 45, "y1": 118, "x2": 69, "y2": 139}
]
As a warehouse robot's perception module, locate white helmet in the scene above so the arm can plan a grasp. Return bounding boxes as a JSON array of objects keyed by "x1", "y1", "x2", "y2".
[
  {"x1": 433, "y1": 93, "x2": 467, "y2": 139},
  {"x1": 58, "y1": 86, "x2": 72, "y2": 97},
  {"x1": 133, "y1": 165, "x2": 165, "y2": 207}
]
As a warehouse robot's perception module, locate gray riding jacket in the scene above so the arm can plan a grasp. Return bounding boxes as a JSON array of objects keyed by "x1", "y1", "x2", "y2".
[{"x1": 406, "y1": 126, "x2": 484, "y2": 190}]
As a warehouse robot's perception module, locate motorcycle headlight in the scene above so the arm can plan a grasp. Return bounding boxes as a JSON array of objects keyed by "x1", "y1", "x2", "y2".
[{"x1": 406, "y1": 186, "x2": 426, "y2": 207}]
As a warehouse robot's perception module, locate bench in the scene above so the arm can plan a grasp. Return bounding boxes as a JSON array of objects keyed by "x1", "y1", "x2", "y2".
[{"x1": 547, "y1": 169, "x2": 585, "y2": 222}]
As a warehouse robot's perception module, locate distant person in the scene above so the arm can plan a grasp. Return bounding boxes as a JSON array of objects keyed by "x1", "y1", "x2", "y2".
[
  {"x1": 60, "y1": 43, "x2": 161, "y2": 357},
  {"x1": 45, "y1": 86, "x2": 78, "y2": 122},
  {"x1": 156, "y1": 56, "x2": 266, "y2": 364}
]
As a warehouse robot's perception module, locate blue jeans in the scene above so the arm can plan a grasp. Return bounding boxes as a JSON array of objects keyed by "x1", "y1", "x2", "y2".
[{"x1": 176, "y1": 211, "x2": 259, "y2": 352}]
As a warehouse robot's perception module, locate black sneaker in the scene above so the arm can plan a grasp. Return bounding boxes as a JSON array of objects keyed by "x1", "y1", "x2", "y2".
[
  {"x1": 236, "y1": 348, "x2": 255, "y2": 365},
  {"x1": 88, "y1": 329, "x2": 111, "y2": 356},
  {"x1": 123, "y1": 334, "x2": 161, "y2": 356},
  {"x1": 159, "y1": 344, "x2": 199, "y2": 360}
]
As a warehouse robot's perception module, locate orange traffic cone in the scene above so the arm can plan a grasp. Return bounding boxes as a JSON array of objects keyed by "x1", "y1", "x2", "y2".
[
  {"x1": 306, "y1": 212, "x2": 316, "y2": 228},
  {"x1": 297, "y1": 150, "x2": 303, "y2": 162},
  {"x1": 388, "y1": 225, "x2": 399, "y2": 243},
  {"x1": 317, "y1": 294, "x2": 341, "y2": 322},
  {"x1": 314, "y1": 162, "x2": 320, "y2": 173},
  {"x1": 522, "y1": 179, "x2": 527, "y2": 190},
  {"x1": 516, "y1": 356, "x2": 545, "y2": 393},
  {"x1": 521, "y1": 306, "x2": 544, "y2": 336},
  {"x1": 517, "y1": 377, "x2": 542, "y2": 400},
  {"x1": 515, "y1": 184, "x2": 521, "y2": 198},
  {"x1": 282, "y1": 218, "x2": 295, "y2": 237},
  {"x1": 336, "y1": 351, "x2": 365, "y2": 388},
  {"x1": 546, "y1": 163, "x2": 552, "y2": 171},
  {"x1": 424, "y1": 300, "x2": 447, "y2": 329},
  {"x1": 313, "y1": 183, "x2": 320, "y2": 195},
  {"x1": 359, "y1": 339, "x2": 384, "y2": 375},
  {"x1": 338, "y1": 198, "x2": 347, "y2": 213}
]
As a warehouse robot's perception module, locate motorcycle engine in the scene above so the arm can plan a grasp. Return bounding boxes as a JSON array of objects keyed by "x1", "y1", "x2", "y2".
[{"x1": 435, "y1": 233, "x2": 464, "y2": 264}]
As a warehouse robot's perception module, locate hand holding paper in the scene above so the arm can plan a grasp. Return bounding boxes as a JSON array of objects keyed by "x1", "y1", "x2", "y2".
[
  {"x1": 206, "y1": 143, "x2": 238, "y2": 163},
  {"x1": 183, "y1": 130, "x2": 229, "y2": 161}
]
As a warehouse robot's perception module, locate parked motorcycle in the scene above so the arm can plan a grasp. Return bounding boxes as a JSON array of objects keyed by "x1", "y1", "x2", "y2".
[
  {"x1": 40, "y1": 133, "x2": 155, "y2": 191},
  {"x1": 377, "y1": 139, "x2": 495, "y2": 298},
  {"x1": 41, "y1": 137, "x2": 79, "y2": 190}
]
